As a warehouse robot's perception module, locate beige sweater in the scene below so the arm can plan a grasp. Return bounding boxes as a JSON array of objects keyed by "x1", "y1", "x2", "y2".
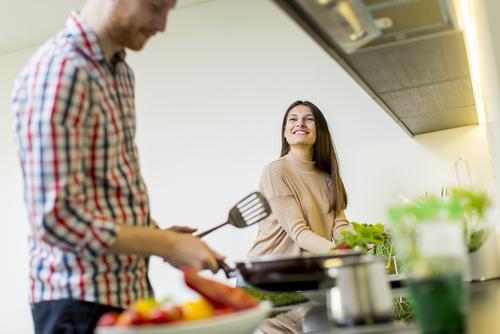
[{"x1": 247, "y1": 153, "x2": 353, "y2": 259}]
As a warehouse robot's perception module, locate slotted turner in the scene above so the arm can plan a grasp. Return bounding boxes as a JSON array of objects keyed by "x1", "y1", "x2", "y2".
[{"x1": 195, "y1": 191, "x2": 272, "y2": 238}]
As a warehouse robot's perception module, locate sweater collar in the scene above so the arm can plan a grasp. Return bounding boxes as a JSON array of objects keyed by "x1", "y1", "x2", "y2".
[{"x1": 284, "y1": 152, "x2": 316, "y2": 171}]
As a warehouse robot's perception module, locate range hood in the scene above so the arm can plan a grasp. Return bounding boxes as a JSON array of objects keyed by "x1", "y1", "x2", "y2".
[{"x1": 273, "y1": 0, "x2": 477, "y2": 136}]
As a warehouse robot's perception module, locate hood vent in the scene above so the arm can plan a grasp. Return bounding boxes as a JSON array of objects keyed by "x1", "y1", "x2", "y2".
[{"x1": 274, "y1": 0, "x2": 477, "y2": 136}]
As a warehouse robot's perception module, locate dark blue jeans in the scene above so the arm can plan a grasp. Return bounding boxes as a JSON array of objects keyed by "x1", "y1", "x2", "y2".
[{"x1": 31, "y1": 300, "x2": 124, "y2": 334}]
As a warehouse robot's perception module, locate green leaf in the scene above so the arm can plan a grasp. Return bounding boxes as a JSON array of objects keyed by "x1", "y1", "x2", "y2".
[
  {"x1": 241, "y1": 287, "x2": 307, "y2": 307},
  {"x1": 387, "y1": 187, "x2": 493, "y2": 255},
  {"x1": 334, "y1": 223, "x2": 388, "y2": 251}
]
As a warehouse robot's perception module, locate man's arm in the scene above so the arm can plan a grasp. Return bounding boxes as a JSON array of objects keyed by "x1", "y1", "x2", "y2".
[
  {"x1": 12, "y1": 56, "x2": 221, "y2": 272},
  {"x1": 108, "y1": 225, "x2": 220, "y2": 272}
]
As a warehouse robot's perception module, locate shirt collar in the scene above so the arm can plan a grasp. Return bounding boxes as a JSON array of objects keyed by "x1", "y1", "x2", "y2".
[{"x1": 65, "y1": 11, "x2": 126, "y2": 63}]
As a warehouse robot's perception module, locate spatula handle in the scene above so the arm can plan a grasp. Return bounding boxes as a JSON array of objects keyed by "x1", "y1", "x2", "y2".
[
  {"x1": 217, "y1": 259, "x2": 237, "y2": 279},
  {"x1": 194, "y1": 221, "x2": 228, "y2": 238}
]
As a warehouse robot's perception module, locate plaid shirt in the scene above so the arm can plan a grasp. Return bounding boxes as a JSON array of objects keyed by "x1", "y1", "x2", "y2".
[{"x1": 12, "y1": 12, "x2": 155, "y2": 308}]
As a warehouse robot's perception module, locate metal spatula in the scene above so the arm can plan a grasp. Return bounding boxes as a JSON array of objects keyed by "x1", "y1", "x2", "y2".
[{"x1": 195, "y1": 191, "x2": 272, "y2": 238}]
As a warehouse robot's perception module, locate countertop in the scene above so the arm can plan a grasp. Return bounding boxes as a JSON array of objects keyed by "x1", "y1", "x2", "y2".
[{"x1": 256, "y1": 278, "x2": 500, "y2": 334}]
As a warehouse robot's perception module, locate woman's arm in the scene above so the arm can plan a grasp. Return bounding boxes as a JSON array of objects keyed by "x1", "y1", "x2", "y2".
[
  {"x1": 332, "y1": 210, "x2": 354, "y2": 241},
  {"x1": 269, "y1": 195, "x2": 336, "y2": 253},
  {"x1": 260, "y1": 163, "x2": 336, "y2": 254}
]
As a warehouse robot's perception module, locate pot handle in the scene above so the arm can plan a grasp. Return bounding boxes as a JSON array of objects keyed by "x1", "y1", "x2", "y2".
[{"x1": 217, "y1": 259, "x2": 237, "y2": 279}]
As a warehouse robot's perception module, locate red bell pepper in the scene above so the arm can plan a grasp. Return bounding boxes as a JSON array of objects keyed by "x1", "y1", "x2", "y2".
[{"x1": 183, "y1": 269, "x2": 259, "y2": 311}]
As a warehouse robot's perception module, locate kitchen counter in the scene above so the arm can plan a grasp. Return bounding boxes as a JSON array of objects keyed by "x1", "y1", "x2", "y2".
[{"x1": 257, "y1": 278, "x2": 500, "y2": 334}]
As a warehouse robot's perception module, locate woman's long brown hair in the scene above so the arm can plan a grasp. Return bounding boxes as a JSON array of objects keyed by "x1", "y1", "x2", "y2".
[{"x1": 280, "y1": 100, "x2": 348, "y2": 216}]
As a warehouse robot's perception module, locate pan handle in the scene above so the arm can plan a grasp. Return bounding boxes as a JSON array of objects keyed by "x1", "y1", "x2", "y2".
[{"x1": 217, "y1": 259, "x2": 237, "y2": 279}]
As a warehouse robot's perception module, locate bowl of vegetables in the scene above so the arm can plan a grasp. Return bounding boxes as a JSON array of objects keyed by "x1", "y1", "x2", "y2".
[{"x1": 95, "y1": 269, "x2": 271, "y2": 334}]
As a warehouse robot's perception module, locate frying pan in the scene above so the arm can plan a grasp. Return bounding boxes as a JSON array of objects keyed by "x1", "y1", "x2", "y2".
[{"x1": 219, "y1": 250, "x2": 362, "y2": 292}]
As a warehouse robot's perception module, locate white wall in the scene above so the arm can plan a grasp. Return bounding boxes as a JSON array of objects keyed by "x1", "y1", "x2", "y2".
[
  {"x1": 0, "y1": 48, "x2": 35, "y2": 333},
  {"x1": 466, "y1": 0, "x2": 500, "y2": 194},
  {"x1": 0, "y1": 0, "x2": 495, "y2": 332}
]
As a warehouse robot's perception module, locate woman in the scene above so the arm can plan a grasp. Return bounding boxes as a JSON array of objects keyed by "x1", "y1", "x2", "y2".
[{"x1": 248, "y1": 100, "x2": 352, "y2": 258}]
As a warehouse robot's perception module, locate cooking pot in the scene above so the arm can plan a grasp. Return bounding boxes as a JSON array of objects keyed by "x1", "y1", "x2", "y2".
[
  {"x1": 325, "y1": 255, "x2": 393, "y2": 326},
  {"x1": 221, "y1": 250, "x2": 362, "y2": 291}
]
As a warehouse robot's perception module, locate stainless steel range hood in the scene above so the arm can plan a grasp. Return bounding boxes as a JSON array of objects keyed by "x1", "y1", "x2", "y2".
[{"x1": 273, "y1": 0, "x2": 477, "y2": 136}]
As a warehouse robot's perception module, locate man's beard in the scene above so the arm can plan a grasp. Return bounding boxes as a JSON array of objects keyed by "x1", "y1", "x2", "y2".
[
  {"x1": 112, "y1": 26, "x2": 147, "y2": 51},
  {"x1": 108, "y1": 16, "x2": 153, "y2": 51}
]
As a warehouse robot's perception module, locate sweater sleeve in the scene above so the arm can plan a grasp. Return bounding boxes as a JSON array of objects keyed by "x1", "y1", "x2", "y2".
[
  {"x1": 332, "y1": 211, "x2": 354, "y2": 241},
  {"x1": 260, "y1": 164, "x2": 336, "y2": 254}
]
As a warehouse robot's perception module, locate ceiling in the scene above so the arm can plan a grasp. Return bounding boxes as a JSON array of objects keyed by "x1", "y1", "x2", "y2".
[{"x1": 0, "y1": 0, "x2": 214, "y2": 56}]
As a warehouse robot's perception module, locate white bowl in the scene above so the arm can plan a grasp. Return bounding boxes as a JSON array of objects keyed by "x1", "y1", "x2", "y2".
[{"x1": 95, "y1": 302, "x2": 272, "y2": 334}]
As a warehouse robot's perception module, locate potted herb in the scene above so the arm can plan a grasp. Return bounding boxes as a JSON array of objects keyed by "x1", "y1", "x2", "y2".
[
  {"x1": 388, "y1": 188, "x2": 492, "y2": 258},
  {"x1": 450, "y1": 188, "x2": 493, "y2": 253},
  {"x1": 387, "y1": 188, "x2": 493, "y2": 333}
]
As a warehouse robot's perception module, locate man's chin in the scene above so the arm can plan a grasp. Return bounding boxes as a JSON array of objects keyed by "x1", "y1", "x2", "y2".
[{"x1": 125, "y1": 40, "x2": 147, "y2": 52}]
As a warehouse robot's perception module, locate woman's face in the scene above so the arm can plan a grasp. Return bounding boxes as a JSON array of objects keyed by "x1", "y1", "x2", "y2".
[{"x1": 284, "y1": 105, "x2": 317, "y2": 148}]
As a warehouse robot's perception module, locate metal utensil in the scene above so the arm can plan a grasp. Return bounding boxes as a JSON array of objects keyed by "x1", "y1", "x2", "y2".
[
  {"x1": 195, "y1": 191, "x2": 272, "y2": 238},
  {"x1": 218, "y1": 259, "x2": 237, "y2": 279},
  {"x1": 220, "y1": 251, "x2": 362, "y2": 290}
]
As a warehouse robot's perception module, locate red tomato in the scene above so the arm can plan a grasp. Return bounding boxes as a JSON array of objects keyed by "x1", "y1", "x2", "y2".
[
  {"x1": 214, "y1": 307, "x2": 234, "y2": 316},
  {"x1": 147, "y1": 306, "x2": 184, "y2": 324},
  {"x1": 148, "y1": 309, "x2": 173, "y2": 324},
  {"x1": 116, "y1": 310, "x2": 144, "y2": 326},
  {"x1": 337, "y1": 243, "x2": 352, "y2": 250},
  {"x1": 164, "y1": 305, "x2": 184, "y2": 322},
  {"x1": 96, "y1": 312, "x2": 120, "y2": 327}
]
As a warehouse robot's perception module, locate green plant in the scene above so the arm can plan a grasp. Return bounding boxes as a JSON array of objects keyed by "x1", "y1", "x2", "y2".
[
  {"x1": 334, "y1": 222, "x2": 387, "y2": 251},
  {"x1": 241, "y1": 287, "x2": 307, "y2": 307},
  {"x1": 388, "y1": 187, "x2": 492, "y2": 253},
  {"x1": 469, "y1": 229, "x2": 488, "y2": 252},
  {"x1": 334, "y1": 222, "x2": 401, "y2": 274},
  {"x1": 450, "y1": 188, "x2": 491, "y2": 218},
  {"x1": 450, "y1": 188, "x2": 492, "y2": 252},
  {"x1": 371, "y1": 233, "x2": 400, "y2": 274},
  {"x1": 394, "y1": 297, "x2": 414, "y2": 322}
]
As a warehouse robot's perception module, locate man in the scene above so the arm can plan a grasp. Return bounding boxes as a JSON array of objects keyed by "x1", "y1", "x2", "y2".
[{"x1": 11, "y1": 0, "x2": 221, "y2": 333}]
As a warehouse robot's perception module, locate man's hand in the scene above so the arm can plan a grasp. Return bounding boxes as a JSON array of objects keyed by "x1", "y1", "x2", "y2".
[
  {"x1": 107, "y1": 225, "x2": 223, "y2": 273},
  {"x1": 167, "y1": 225, "x2": 197, "y2": 234},
  {"x1": 162, "y1": 230, "x2": 223, "y2": 273}
]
